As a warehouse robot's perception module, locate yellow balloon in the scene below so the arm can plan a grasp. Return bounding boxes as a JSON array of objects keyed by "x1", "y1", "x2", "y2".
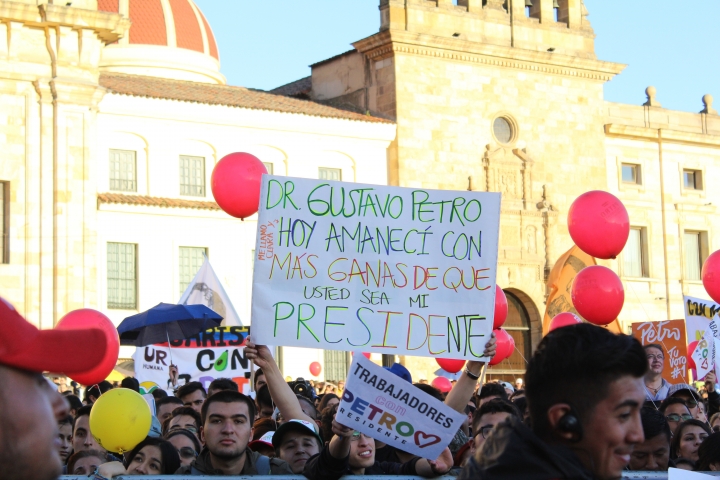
[{"x1": 89, "y1": 388, "x2": 151, "y2": 453}]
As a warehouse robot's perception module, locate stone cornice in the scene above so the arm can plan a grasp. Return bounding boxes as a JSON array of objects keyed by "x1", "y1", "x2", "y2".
[
  {"x1": 353, "y1": 30, "x2": 625, "y2": 82},
  {"x1": 604, "y1": 124, "x2": 720, "y2": 148}
]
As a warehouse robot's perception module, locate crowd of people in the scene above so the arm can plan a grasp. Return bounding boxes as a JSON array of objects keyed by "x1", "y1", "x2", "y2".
[{"x1": 4, "y1": 294, "x2": 720, "y2": 479}]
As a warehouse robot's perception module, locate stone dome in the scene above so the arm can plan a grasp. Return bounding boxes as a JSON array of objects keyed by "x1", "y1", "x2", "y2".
[{"x1": 98, "y1": 0, "x2": 225, "y2": 84}]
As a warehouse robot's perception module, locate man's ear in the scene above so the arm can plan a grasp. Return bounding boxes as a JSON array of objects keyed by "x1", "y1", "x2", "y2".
[
  {"x1": 547, "y1": 403, "x2": 576, "y2": 442},
  {"x1": 199, "y1": 425, "x2": 205, "y2": 444}
]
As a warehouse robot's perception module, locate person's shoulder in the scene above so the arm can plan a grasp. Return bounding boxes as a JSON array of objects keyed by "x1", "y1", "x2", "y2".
[{"x1": 269, "y1": 456, "x2": 294, "y2": 474}]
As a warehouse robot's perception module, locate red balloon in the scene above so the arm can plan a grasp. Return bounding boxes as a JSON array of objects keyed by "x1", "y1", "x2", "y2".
[
  {"x1": 568, "y1": 191, "x2": 629, "y2": 259},
  {"x1": 571, "y1": 266, "x2": 624, "y2": 326},
  {"x1": 431, "y1": 376, "x2": 453, "y2": 393},
  {"x1": 309, "y1": 361, "x2": 322, "y2": 377},
  {"x1": 351, "y1": 352, "x2": 371, "y2": 359},
  {"x1": 489, "y1": 328, "x2": 514, "y2": 366},
  {"x1": 436, "y1": 358, "x2": 466, "y2": 374},
  {"x1": 687, "y1": 341, "x2": 699, "y2": 370},
  {"x1": 548, "y1": 312, "x2": 583, "y2": 332},
  {"x1": 211, "y1": 153, "x2": 268, "y2": 219},
  {"x1": 702, "y1": 251, "x2": 720, "y2": 304},
  {"x1": 493, "y1": 286, "x2": 508, "y2": 329},
  {"x1": 57, "y1": 309, "x2": 120, "y2": 385}
]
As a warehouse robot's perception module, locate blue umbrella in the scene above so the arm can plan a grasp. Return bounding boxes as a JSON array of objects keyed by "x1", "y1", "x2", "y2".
[{"x1": 117, "y1": 303, "x2": 223, "y2": 347}]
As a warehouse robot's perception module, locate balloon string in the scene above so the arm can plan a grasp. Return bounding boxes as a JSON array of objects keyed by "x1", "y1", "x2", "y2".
[{"x1": 165, "y1": 327, "x2": 174, "y2": 366}]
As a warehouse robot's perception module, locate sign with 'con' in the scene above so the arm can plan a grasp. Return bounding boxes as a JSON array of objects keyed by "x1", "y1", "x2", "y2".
[
  {"x1": 338, "y1": 353, "x2": 465, "y2": 458},
  {"x1": 250, "y1": 176, "x2": 501, "y2": 361}
]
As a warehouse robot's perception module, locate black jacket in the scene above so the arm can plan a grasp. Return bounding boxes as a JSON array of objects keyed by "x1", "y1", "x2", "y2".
[
  {"x1": 176, "y1": 447, "x2": 292, "y2": 475},
  {"x1": 302, "y1": 443, "x2": 421, "y2": 480},
  {"x1": 458, "y1": 416, "x2": 594, "y2": 480}
]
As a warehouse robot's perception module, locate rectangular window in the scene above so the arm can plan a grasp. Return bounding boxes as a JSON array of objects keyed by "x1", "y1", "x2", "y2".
[
  {"x1": 179, "y1": 155, "x2": 205, "y2": 196},
  {"x1": 623, "y1": 227, "x2": 647, "y2": 277},
  {"x1": 0, "y1": 181, "x2": 8, "y2": 264},
  {"x1": 107, "y1": 242, "x2": 137, "y2": 309},
  {"x1": 319, "y1": 167, "x2": 342, "y2": 181},
  {"x1": 179, "y1": 247, "x2": 206, "y2": 296},
  {"x1": 621, "y1": 163, "x2": 641, "y2": 185},
  {"x1": 324, "y1": 350, "x2": 350, "y2": 382},
  {"x1": 684, "y1": 231, "x2": 706, "y2": 281},
  {"x1": 109, "y1": 149, "x2": 137, "y2": 192},
  {"x1": 263, "y1": 162, "x2": 274, "y2": 175},
  {"x1": 683, "y1": 169, "x2": 703, "y2": 190}
]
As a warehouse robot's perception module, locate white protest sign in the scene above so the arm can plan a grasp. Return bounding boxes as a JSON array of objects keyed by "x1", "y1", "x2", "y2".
[
  {"x1": 668, "y1": 468, "x2": 712, "y2": 479},
  {"x1": 337, "y1": 353, "x2": 465, "y2": 459},
  {"x1": 692, "y1": 321, "x2": 717, "y2": 380},
  {"x1": 133, "y1": 326, "x2": 252, "y2": 394},
  {"x1": 684, "y1": 295, "x2": 720, "y2": 343},
  {"x1": 250, "y1": 176, "x2": 501, "y2": 361}
]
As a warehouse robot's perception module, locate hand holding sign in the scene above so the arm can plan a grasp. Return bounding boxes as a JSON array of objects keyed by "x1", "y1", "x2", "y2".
[{"x1": 426, "y1": 448, "x2": 453, "y2": 477}]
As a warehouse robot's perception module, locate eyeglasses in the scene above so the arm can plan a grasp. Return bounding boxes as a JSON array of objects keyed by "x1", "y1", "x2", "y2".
[
  {"x1": 177, "y1": 447, "x2": 198, "y2": 459},
  {"x1": 684, "y1": 400, "x2": 699, "y2": 408},
  {"x1": 646, "y1": 354, "x2": 665, "y2": 361},
  {"x1": 480, "y1": 425, "x2": 495, "y2": 439},
  {"x1": 665, "y1": 413, "x2": 694, "y2": 422},
  {"x1": 350, "y1": 431, "x2": 370, "y2": 442}
]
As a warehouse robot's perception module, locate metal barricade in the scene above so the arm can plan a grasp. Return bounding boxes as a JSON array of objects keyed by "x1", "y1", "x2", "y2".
[{"x1": 56, "y1": 474, "x2": 720, "y2": 480}]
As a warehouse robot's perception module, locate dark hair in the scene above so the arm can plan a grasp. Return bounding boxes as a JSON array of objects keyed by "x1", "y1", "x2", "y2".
[
  {"x1": 674, "y1": 457, "x2": 696, "y2": 469},
  {"x1": 201, "y1": 390, "x2": 256, "y2": 427},
  {"x1": 176, "y1": 381, "x2": 206, "y2": 401},
  {"x1": 124, "y1": 437, "x2": 180, "y2": 474},
  {"x1": 121, "y1": 377, "x2": 140, "y2": 392},
  {"x1": 320, "y1": 404, "x2": 339, "y2": 445},
  {"x1": 254, "y1": 368, "x2": 265, "y2": 387},
  {"x1": 66, "y1": 450, "x2": 108, "y2": 474},
  {"x1": 644, "y1": 344, "x2": 663, "y2": 353},
  {"x1": 167, "y1": 406, "x2": 202, "y2": 432},
  {"x1": 510, "y1": 389, "x2": 525, "y2": 400},
  {"x1": 73, "y1": 405, "x2": 93, "y2": 431},
  {"x1": 318, "y1": 393, "x2": 339, "y2": 412},
  {"x1": 659, "y1": 397, "x2": 691, "y2": 414},
  {"x1": 414, "y1": 383, "x2": 443, "y2": 402},
  {"x1": 696, "y1": 432, "x2": 720, "y2": 471},
  {"x1": 152, "y1": 388, "x2": 168, "y2": 400},
  {"x1": 59, "y1": 414, "x2": 73, "y2": 427},
  {"x1": 670, "y1": 419, "x2": 712, "y2": 459},
  {"x1": 208, "y1": 378, "x2": 239, "y2": 395},
  {"x1": 252, "y1": 417, "x2": 277, "y2": 441},
  {"x1": 156, "y1": 395, "x2": 183, "y2": 411},
  {"x1": 65, "y1": 394, "x2": 83, "y2": 412},
  {"x1": 164, "y1": 428, "x2": 201, "y2": 453},
  {"x1": 86, "y1": 381, "x2": 113, "y2": 401},
  {"x1": 525, "y1": 324, "x2": 647, "y2": 438},
  {"x1": 297, "y1": 394, "x2": 318, "y2": 420},
  {"x1": 478, "y1": 383, "x2": 507, "y2": 402},
  {"x1": 512, "y1": 397, "x2": 527, "y2": 417},
  {"x1": 640, "y1": 406, "x2": 672, "y2": 443},
  {"x1": 256, "y1": 384, "x2": 273, "y2": 409},
  {"x1": 472, "y1": 398, "x2": 520, "y2": 433}
]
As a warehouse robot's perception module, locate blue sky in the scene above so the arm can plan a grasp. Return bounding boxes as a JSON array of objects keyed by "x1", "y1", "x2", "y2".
[{"x1": 194, "y1": 0, "x2": 718, "y2": 113}]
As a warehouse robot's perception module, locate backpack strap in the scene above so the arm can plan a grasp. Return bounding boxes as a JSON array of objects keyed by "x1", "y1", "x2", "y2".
[{"x1": 256, "y1": 454, "x2": 271, "y2": 475}]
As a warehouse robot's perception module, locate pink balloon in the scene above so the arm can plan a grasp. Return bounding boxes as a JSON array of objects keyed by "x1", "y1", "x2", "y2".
[
  {"x1": 57, "y1": 309, "x2": 120, "y2": 385},
  {"x1": 687, "y1": 341, "x2": 698, "y2": 371},
  {"x1": 489, "y1": 328, "x2": 514, "y2": 366},
  {"x1": 702, "y1": 250, "x2": 720, "y2": 304},
  {"x1": 493, "y1": 286, "x2": 508, "y2": 329},
  {"x1": 309, "y1": 361, "x2": 322, "y2": 377},
  {"x1": 571, "y1": 266, "x2": 624, "y2": 326},
  {"x1": 568, "y1": 191, "x2": 629, "y2": 259},
  {"x1": 436, "y1": 358, "x2": 465, "y2": 374},
  {"x1": 431, "y1": 376, "x2": 452, "y2": 393},
  {"x1": 548, "y1": 312, "x2": 583, "y2": 332},
  {"x1": 211, "y1": 153, "x2": 268, "y2": 219}
]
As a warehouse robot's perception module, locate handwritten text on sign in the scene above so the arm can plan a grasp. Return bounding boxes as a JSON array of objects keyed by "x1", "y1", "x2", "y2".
[
  {"x1": 250, "y1": 176, "x2": 501, "y2": 360},
  {"x1": 631, "y1": 320, "x2": 688, "y2": 383},
  {"x1": 338, "y1": 354, "x2": 466, "y2": 458}
]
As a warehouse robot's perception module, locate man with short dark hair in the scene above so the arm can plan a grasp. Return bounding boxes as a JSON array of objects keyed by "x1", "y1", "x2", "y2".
[
  {"x1": 178, "y1": 381, "x2": 207, "y2": 413},
  {"x1": 166, "y1": 406, "x2": 202, "y2": 440},
  {"x1": 476, "y1": 383, "x2": 507, "y2": 407},
  {"x1": 256, "y1": 384, "x2": 274, "y2": 419},
  {"x1": 254, "y1": 367, "x2": 267, "y2": 392},
  {"x1": 85, "y1": 381, "x2": 113, "y2": 404},
  {"x1": 461, "y1": 323, "x2": 647, "y2": 480},
  {"x1": 208, "y1": 377, "x2": 239, "y2": 397},
  {"x1": 156, "y1": 395, "x2": 183, "y2": 424},
  {"x1": 643, "y1": 344, "x2": 671, "y2": 403},
  {"x1": 471, "y1": 399, "x2": 520, "y2": 453},
  {"x1": 65, "y1": 394, "x2": 83, "y2": 417},
  {"x1": 0, "y1": 297, "x2": 107, "y2": 480},
  {"x1": 178, "y1": 390, "x2": 293, "y2": 475},
  {"x1": 628, "y1": 407, "x2": 671, "y2": 471},
  {"x1": 120, "y1": 376, "x2": 140, "y2": 392},
  {"x1": 73, "y1": 405, "x2": 107, "y2": 454}
]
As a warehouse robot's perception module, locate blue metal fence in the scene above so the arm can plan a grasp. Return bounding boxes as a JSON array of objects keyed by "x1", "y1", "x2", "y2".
[{"x1": 57, "y1": 474, "x2": 720, "y2": 480}]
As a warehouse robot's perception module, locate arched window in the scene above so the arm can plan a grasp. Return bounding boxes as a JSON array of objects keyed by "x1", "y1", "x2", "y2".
[{"x1": 487, "y1": 290, "x2": 531, "y2": 382}]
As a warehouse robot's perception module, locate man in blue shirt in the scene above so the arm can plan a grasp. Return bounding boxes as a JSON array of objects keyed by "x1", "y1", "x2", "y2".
[{"x1": 643, "y1": 344, "x2": 671, "y2": 403}]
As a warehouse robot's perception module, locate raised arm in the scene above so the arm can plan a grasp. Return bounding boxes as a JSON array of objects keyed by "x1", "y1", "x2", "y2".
[
  {"x1": 444, "y1": 334, "x2": 496, "y2": 413},
  {"x1": 244, "y1": 336, "x2": 314, "y2": 423},
  {"x1": 414, "y1": 447, "x2": 453, "y2": 478}
]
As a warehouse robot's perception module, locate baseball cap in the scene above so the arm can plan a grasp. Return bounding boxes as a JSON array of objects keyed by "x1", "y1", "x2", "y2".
[
  {"x1": 668, "y1": 383, "x2": 701, "y2": 401},
  {"x1": 0, "y1": 297, "x2": 107, "y2": 373},
  {"x1": 272, "y1": 418, "x2": 323, "y2": 449},
  {"x1": 249, "y1": 431, "x2": 275, "y2": 451},
  {"x1": 499, "y1": 381, "x2": 515, "y2": 392}
]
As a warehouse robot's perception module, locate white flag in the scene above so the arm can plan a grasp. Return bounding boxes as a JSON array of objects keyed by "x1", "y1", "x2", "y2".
[
  {"x1": 692, "y1": 323, "x2": 715, "y2": 380},
  {"x1": 178, "y1": 256, "x2": 244, "y2": 326}
]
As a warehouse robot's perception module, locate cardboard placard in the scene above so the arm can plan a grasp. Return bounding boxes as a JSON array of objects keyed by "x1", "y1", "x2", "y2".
[
  {"x1": 250, "y1": 176, "x2": 501, "y2": 361},
  {"x1": 631, "y1": 320, "x2": 688, "y2": 383},
  {"x1": 337, "y1": 354, "x2": 465, "y2": 458}
]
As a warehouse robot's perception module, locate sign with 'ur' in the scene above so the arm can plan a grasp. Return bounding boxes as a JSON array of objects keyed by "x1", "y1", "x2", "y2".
[
  {"x1": 250, "y1": 176, "x2": 501, "y2": 361},
  {"x1": 337, "y1": 353, "x2": 466, "y2": 458}
]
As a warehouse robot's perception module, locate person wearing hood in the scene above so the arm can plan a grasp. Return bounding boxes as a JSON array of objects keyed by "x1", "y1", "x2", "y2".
[{"x1": 460, "y1": 323, "x2": 647, "y2": 480}]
